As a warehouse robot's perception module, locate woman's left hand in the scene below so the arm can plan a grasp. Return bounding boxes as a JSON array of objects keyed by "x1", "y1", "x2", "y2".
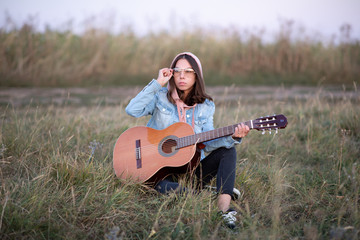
[{"x1": 232, "y1": 123, "x2": 250, "y2": 138}]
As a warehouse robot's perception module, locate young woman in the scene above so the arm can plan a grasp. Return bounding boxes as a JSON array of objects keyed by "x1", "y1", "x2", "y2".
[{"x1": 125, "y1": 52, "x2": 250, "y2": 229}]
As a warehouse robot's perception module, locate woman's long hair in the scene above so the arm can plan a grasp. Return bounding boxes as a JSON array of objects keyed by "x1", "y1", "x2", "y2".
[{"x1": 167, "y1": 54, "x2": 213, "y2": 106}]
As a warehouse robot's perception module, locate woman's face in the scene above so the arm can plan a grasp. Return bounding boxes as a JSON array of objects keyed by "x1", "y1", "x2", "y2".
[{"x1": 173, "y1": 59, "x2": 196, "y2": 97}]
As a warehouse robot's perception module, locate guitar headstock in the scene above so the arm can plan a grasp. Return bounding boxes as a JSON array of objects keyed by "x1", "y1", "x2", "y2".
[{"x1": 252, "y1": 114, "x2": 288, "y2": 134}]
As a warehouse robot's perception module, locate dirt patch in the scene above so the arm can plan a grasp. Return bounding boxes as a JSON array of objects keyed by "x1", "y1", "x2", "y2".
[{"x1": 0, "y1": 85, "x2": 359, "y2": 107}]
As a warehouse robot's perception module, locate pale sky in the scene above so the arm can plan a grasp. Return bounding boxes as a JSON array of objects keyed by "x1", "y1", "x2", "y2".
[{"x1": 1, "y1": 0, "x2": 359, "y2": 40}]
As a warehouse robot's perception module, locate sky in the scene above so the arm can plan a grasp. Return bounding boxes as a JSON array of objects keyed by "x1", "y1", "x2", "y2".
[{"x1": 1, "y1": 0, "x2": 360, "y2": 41}]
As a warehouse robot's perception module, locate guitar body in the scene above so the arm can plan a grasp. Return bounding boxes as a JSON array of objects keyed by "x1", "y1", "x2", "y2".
[
  {"x1": 113, "y1": 114, "x2": 288, "y2": 184},
  {"x1": 113, "y1": 122, "x2": 200, "y2": 184}
]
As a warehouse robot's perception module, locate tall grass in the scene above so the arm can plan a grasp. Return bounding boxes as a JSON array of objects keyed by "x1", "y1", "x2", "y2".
[
  {"x1": 1, "y1": 87, "x2": 359, "y2": 239},
  {"x1": 0, "y1": 17, "x2": 359, "y2": 87}
]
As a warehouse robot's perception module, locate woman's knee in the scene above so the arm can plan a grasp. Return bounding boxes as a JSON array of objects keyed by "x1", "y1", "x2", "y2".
[
  {"x1": 221, "y1": 147, "x2": 237, "y2": 162},
  {"x1": 155, "y1": 179, "x2": 179, "y2": 194}
]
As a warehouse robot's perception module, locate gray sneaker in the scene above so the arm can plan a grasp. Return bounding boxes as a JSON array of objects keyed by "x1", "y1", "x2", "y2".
[
  {"x1": 232, "y1": 187, "x2": 242, "y2": 200},
  {"x1": 205, "y1": 186, "x2": 242, "y2": 200},
  {"x1": 221, "y1": 209, "x2": 237, "y2": 229}
]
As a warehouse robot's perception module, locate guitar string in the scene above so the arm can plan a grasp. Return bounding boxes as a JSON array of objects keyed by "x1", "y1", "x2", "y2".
[
  {"x1": 114, "y1": 126, "x2": 281, "y2": 153},
  {"x1": 115, "y1": 124, "x2": 241, "y2": 152},
  {"x1": 114, "y1": 125, "x2": 240, "y2": 152},
  {"x1": 114, "y1": 120, "x2": 282, "y2": 153},
  {"x1": 113, "y1": 118, "x2": 285, "y2": 158},
  {"x1": 114, "y1": 140, "x2": 198, "y2": 152},
  {"x1": 114, "y1": 132, "x2": 220, "y2": 153},
  {"x1": 114, "y1": 143, "x2": 203, "y2": 159},
  {"x1": 114, "y1": 128, "x2": 239, "y2": 153},
  {"x1": 114, "y1": 124, "x2": 244, "y2": 152}
]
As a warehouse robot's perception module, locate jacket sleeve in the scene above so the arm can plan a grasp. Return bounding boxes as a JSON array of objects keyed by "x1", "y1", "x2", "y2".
[
  {"x1": 202, "y1": 102, "x2": 242, "y2": 152},
  {"x1": 125, "y1": 79, "x2": 162, "y2": 117}
]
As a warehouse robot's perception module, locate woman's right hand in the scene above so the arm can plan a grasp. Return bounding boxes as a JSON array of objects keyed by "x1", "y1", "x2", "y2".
[{"x1": 156, "y1": 68, "x2": 173, "y2": 87}]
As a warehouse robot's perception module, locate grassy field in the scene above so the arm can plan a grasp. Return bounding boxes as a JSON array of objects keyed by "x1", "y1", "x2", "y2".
[
  {"x1": 0, "y1": 86, "x2": 359, "y2": 239},
  {"x1": 1, "y1": 18, "x2": 359, "y2": 87}
]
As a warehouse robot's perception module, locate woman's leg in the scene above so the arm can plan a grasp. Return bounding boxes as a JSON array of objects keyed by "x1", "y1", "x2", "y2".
[
  {"x1": 195, "y1": 146, "x2": 238, "y2": 229},
  {"x1": 154, "y1": 177, "x2": 187, "y2": 195},
  {"x1": 156, "y1": 146, "x2": 237, "y2": 201},
  {"x1": 195, "y1": 147, "x2": 237, "y2": 197},
  {"x1": 218, "y1": 194, "x2": 232, "y2": 212},
  {"x1": 154, "y1": 178, "x2": 180, "y2": 194}
]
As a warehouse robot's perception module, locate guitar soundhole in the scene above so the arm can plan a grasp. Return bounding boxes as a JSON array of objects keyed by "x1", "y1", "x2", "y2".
[
  {"x1": 162, "y1": 139, "x2": 177, "y2": 154},
  {"x1": 158, "y1": 135, "x2": 179, "y2": 157}
]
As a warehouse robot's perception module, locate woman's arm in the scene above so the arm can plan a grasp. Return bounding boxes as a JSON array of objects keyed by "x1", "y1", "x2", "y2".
[
  {"x1": 200, "y1": 102, "x2": 242, "y2": 152},
  {"x1": 125, "y1": 80, "x2": 162, "y2": 117},
  {"x1": 126, "y1": 68, "x2": 174, "y2": 117},
  {"x1": 202, "y1": 122, "x2": 242, "y2": 153}
]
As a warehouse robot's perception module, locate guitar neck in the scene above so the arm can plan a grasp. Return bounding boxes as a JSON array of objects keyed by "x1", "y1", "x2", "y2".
[{"x1": 177, "y1": 121, "x2": 253, "y2": 149}]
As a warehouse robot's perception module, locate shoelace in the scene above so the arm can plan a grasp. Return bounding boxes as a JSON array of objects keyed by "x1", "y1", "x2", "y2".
[{"x1": 222, "y1": 211, "x2": 237, "y2": 223}]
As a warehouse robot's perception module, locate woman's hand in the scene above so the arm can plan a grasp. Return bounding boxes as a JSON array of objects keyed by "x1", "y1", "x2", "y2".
[
  {"x1": 232, "y1": 123, "x2": 250, "y2": 139},
  {"x1": 156, "y1": 68, "x2": 173, "y2": 87}
]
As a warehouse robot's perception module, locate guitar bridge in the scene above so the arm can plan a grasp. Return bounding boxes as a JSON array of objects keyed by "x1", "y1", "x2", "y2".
[{"x1": 136, "y1": 139, "x2": 142, "y2": 169}]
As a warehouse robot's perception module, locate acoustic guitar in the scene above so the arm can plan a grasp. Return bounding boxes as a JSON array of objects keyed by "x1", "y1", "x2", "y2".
[{"x1": 113, "y1": 114, "x2": 287, "y2": 184}]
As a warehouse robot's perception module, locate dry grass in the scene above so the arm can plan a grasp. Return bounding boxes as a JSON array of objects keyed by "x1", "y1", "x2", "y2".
[
  {"x1": 0, "y1": 86, "x2": 359, "y2": 239},
  {"x1": 1, "y1": 17, "x2": 359, "y2": 87}
]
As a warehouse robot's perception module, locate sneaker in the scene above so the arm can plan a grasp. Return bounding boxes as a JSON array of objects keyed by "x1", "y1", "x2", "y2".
[
  {"x1": 232, "y1": 187, "x2": 242, "y2": 200},
  {"x1": 221, "y1": 209, "x2": 237, "y2": 229},
  {"x1": 205, "y1": 186, "x2": 242, "y2": 200}
]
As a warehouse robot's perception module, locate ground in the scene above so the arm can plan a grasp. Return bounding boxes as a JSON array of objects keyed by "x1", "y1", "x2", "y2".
[{"x1": 1, "y1": 85, "x2": 359, "y2": 107}]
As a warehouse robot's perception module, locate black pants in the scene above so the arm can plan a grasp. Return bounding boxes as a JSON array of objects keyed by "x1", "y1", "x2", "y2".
[{"x1": 155, "y1": 147, "x2": 237, "y2": 197}]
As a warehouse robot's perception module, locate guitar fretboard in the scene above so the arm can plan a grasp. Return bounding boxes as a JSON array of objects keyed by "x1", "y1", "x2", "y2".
[{"x1": 176, "y1": 121, "x2": 252, "y2": 149}]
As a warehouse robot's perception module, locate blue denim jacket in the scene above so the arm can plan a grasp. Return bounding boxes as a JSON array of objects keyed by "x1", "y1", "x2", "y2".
[{"x1": 125, "y1": 80, "x2": 241, "y2": 159}]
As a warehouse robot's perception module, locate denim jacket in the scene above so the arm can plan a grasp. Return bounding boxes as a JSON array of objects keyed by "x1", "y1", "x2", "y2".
[{"x1": 125, "y1": 80, "x2": 241, "y2": 159}]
